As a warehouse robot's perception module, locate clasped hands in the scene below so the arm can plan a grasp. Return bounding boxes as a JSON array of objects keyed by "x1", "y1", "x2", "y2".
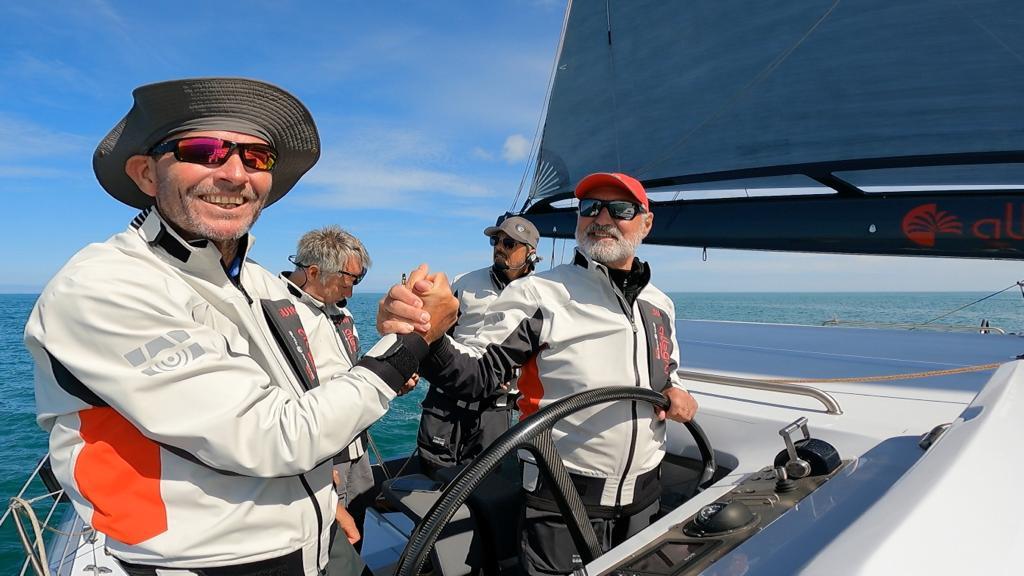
[{"x1": 377, "y1": 263, "x2": 460, "y2": 344}]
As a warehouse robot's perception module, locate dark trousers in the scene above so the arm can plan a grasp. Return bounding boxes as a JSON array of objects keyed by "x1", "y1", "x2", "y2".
[
  {"x1": 520, "y1": 499, "x2": 660, "y2": 576},
  {"x1": 327, "y1": 533, "x2": 371, "y2": 576},
  {"x1": 333, "y1": 454, "x2": 374, "y2": 552},
  {"x1": 118, "y1": 549, "x2": 309, "y2": 575},
  {"x1": 417, "y1": 388, "x2": 515, "y2": 476}
]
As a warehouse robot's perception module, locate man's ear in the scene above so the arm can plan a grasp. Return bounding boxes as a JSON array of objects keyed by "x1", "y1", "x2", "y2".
[
  {"x1": 124, "y1": 155, "x2": 159, "y2": 198},
  {"x1": 306, "y1": 265, "x2": 321, "y2": 283},
  {"x1": 640, "y1": 211, "x2": 654, "y2": 239}
]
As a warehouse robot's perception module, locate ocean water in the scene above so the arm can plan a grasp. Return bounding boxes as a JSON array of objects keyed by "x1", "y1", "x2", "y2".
[{"x1": 1, "y1": 290, "x2": 1021, "y2": 571}]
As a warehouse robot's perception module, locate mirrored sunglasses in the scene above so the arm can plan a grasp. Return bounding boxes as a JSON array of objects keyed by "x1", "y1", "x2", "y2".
[
  {"x1": 577, "y1": 198, "x2": 644, "y2": 221},
  {"x1": 149, "y1": 137, "x2": 278, "y2": 171}
]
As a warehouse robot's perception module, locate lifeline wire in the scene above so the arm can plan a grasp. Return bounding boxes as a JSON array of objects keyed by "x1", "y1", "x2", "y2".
[{"x1": 914, "y1": 280, "x2": 1024, "y2": 328}]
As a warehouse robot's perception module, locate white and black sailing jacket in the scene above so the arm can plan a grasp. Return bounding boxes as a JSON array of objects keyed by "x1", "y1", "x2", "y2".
[
  {"x1": 449, "y1": 266, "x2": 508, "y2": 341},
  {"x1": 25, "y1": 209, "x2": 424, "y2": 574},
  {"x1": 281, "y1": 273, "x2": 367, "y2": 462},
  {"x1": 423, "y1": 250, "x2": 687, "y2": 509}
]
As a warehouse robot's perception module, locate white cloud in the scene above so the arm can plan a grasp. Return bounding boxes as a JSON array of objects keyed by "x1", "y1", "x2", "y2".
[
  {"x1": 471, "y1": 147, "x2": 494, "y2": 161},
  {"x1": 8, "y1": 53, "x2": 103, "y2": 97},
  {"x1": 0, "y1": 165, "x2": 80, "y2": 179},
  {"x1": 304, "y1": 159, "x2": 493, "y2": 208},
  {"x1": 502, "y1": 134, "x2": 531, "y2": 164},
  {"x1": 298, "y1": 127, "x2": 498, "y2": 212},
  {"x1": 0, "y1": 114, "x2": 91, "y2": 158}
]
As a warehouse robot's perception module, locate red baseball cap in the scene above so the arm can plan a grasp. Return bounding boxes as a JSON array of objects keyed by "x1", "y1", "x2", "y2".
[{"x1": 574, "y1": 172, "x2": 649, "y2": 210}]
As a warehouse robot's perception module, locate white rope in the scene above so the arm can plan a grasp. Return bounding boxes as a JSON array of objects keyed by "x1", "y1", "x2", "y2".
[{"x1": 9, "y1": 497, "x2": 50, "y2": 576}]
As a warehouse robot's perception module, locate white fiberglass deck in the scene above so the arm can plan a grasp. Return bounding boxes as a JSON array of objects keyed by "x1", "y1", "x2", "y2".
[
  {"x1": 678, "y1": 319, "x2": 1022, "y2": 401},
  {"x1": 587, "y1": 320, "x2": 1024, "y2": 575}
]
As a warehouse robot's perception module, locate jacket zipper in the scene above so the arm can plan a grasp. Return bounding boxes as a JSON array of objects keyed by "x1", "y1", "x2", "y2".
[
  {"x1": 298, "y1": 474, "x2": 325, "y2": 571},
  {"x1": 612, "y1": 292, "x2": 641, "y2": 508}
]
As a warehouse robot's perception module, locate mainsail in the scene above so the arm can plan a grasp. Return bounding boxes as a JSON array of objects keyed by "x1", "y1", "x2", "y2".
[{"x1": 518, "y1": 0, "x2": 1024, "y2": 259}]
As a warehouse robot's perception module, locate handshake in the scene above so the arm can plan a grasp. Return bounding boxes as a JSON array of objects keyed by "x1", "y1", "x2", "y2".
[{"x1": 375, "y1": 264, "x2": 460, "y2": 343}]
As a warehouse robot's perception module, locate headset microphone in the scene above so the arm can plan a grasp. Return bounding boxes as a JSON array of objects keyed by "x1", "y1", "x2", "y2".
[{"x1": 510, "y1": 251, "x2": 542, "y2": 270}]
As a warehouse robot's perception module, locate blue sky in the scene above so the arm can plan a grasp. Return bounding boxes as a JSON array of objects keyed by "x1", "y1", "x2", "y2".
[{"x1": 0, "y1": 1, "x2": 1019, "y2": 294}]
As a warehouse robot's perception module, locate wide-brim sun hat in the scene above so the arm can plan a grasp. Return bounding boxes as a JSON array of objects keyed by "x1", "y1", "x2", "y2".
[{"x1": 93, "y1": 77, "x2": 320, "y2": 209}]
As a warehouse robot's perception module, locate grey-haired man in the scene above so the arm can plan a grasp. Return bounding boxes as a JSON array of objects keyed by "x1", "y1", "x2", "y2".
[
  {"x1": 25, "y1": 78, "x2": 456, "y2": 576},
  {"x1": 280, "y1": 226, "x2": 389, "y2": 548},
  {"x1": 416, "y1": 216, "x2": 540, "y2": 477}
]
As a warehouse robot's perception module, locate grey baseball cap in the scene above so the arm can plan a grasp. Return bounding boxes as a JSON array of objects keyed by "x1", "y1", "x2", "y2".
[
  {"x1": 483, "y1": 216, "x2": 540, "y2": 248},
  {"x1": 93, "y1": 77, "x2": 320, "y2": 209}
]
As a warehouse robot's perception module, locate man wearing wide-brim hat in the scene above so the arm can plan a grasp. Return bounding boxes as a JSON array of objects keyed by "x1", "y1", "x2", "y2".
[
  {"x1": 416, "y1": 215, "x2": 541, "y2": 479},
  {"x1": 25, "y1": 77, "x2": 457, "y2": 576}
]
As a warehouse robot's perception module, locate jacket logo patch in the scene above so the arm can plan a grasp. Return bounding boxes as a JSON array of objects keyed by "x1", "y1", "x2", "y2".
[
  {"x1": 331, "y1": 315, "x2": 360, "y2": 358},
  {"x1": 654, "y1": 325, "x2": 672, "y2": 375},
  {"x1": 123, "y1": 330, "x2": 206, "y2": 376},
  {"x1": 292, "y1": 327, "x2": 318, "y2": 384},
  {"x1": 342, "y1": 327, "x2": 359, "y2": 356}
]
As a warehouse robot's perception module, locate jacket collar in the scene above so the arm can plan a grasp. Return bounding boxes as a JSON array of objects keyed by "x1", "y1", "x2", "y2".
[
  {"x1": 132, "y1": 208, "x2": 256, "y2": 280},
  {"x1": 572, "y1": 248, "x2": 651, "y2": 298},
  {"x1": 489, "y1": 265, "x2": 511, "y2": 291},
  {"x1": 132, "y1": 207, "x2": 253, "y2": 264},
  {"x1": 279, "y1": 271, "x2": 346, "y2": 317},
  {"x1": 280, "y1": 271, "x2": 324, "y2": 307}
]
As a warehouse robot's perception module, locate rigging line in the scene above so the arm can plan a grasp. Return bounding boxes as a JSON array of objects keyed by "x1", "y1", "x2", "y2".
[
  {"x1": 560, "y1": 236, "x2": 568, "y2": 264},
  {"x1": 550, "y1": 229, "x2": 558, "y2": 269},
  {"x1": 392, "y1": 448, "x2": 418, "y2": 479},
  {"x1": 365, "y1": 432, "x2": 390, "y2": 481},
  {"x1": 914, "y1": 279, "x2": 1024, "y2": 328},
  {"x1": 950, "y1": 0, "x2": 1024, "y2": 67},
  {"x1": 605, "y1": 0, "x2": 623, "y2": 171},
  {"x1": 511, "y1": 0, "x2": 574, "y2": 213},
  {"x1": 636, "y1": 0, "x2": 842, "y2": 177}
]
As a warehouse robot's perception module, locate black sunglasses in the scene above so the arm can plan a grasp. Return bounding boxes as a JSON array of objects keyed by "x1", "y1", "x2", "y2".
[
  {"x1": 334, "y1": 269, "x2": 367, "y2": 285},
  {"x1": 150, "y1": 137, "x2": 278, "y2": 172},
  {"x1": 578, "y1": 198, "x2": 645, "y2": 221},
  {"x1": 289, "y1": 256, "x2": 366, "y2": 285},
  {"x1": 489, "y1": 236, "x2": 521, "y2": 250}
]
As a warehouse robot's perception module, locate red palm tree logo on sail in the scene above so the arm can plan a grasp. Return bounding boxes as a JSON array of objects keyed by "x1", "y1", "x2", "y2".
[{"x1": 902, "y1": 203, "x2": 963, "y2": 247}]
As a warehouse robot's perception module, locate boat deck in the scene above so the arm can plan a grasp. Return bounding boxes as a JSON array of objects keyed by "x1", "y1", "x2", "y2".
[
  {"x1": 585, "y1": 320, "x2": 1024, "y2": 575},
  {"x1": 679, "y1": 319, "x2": 1021, "y2": 394}
]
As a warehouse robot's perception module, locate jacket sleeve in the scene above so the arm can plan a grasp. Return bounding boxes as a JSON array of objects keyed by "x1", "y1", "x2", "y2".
[
  {"x1": 27, "y1": 269, "x2": 425, "y2": 478},
  {"x1": 420, "y1": 279, "x2": 544, "y2": 400}
]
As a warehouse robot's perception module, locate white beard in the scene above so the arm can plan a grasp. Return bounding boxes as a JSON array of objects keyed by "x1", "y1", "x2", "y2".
[{"x1": 576, "y1": 222, "x2": 642, "y2": 264}]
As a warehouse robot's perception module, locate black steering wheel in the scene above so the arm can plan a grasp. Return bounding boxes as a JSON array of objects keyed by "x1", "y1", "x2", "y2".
[{"x1": 395, "y1": 386, "x2": 715, "y2": 576}]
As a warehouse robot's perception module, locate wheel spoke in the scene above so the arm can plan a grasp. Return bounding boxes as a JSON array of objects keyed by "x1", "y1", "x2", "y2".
[{"x1": 395, "y1": 386, "x2": 715, "y2": 576}]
